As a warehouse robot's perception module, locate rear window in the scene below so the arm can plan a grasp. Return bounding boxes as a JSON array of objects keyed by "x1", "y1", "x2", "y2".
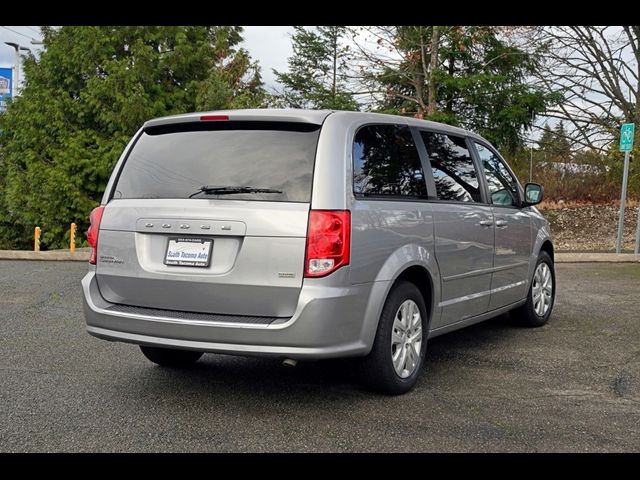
[{"x1": 112, "y1": 121, "x2": 321, "y2": 202}]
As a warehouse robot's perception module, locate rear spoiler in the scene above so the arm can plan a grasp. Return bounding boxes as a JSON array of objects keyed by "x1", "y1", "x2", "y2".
[{"x1": 143, "y1": 109, "x2": 332, "y2": 129}]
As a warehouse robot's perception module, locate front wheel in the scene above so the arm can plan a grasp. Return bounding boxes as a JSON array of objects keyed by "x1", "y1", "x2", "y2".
[
  {"x1": 512, "y1": 251, "x2": 555, "y2": 327},
  {"x1": 361, "y1": 281, "x2": 428, "y2": 395},
  {"x1": 139, "y1": 345, "x2": 204, "y2": 367}
]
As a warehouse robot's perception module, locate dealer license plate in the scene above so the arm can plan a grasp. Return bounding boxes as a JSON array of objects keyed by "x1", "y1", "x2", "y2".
[{"x1": 164, "y1": 237, "x2": 213, "y2": 267}]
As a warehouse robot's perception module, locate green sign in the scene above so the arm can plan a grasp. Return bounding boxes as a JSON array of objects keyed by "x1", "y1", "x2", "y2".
[{"x1": 620, "y1": 123, "x2": 635, "y2": 152}]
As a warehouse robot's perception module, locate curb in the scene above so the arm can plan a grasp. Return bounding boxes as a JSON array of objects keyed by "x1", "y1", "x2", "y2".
[
  {"x1": 0, "y1": 250, "x2": 90, "y2": 262},
  {"x1": 1, "y1": 250, "x2": 639, "y2": 263},
  {"x1": 555, "y1": 253, "x2": 640, "y2": 263}
]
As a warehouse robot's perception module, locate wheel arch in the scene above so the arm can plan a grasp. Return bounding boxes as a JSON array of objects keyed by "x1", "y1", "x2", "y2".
[
  {"x1": 359, "y1": 245, "x2": 441, "y2": 355},
  {"x1": 390, "y1": 265, "x2": 434, "y2": 327},
  {"x1": 539, "y1": 239, "x2": 554, "y2": 262},
  {"x1": 526, "y1": 227, "x2": 555, "y2": 291}
]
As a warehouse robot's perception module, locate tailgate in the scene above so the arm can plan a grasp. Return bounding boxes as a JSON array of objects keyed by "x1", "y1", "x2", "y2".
[{"x1": 96, "y1": 199, "x2": 309, "y2": 317}]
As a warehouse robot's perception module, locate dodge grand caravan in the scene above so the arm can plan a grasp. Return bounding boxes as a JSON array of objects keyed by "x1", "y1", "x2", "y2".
[{"x1": 82, "y1": 109, "x2": 555, "y2": 395}]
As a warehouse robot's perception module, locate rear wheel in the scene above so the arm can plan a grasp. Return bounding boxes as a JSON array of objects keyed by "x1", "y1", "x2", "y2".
[
  {"x1": 512, "y1": 251, "x2": 555, "y2": 327},
  {"x1": 361, "y1": 281, "x2": 428, "y2": 395},
  {"x1": 139, "y1": 345, "x2": 204, "y2": 367}
]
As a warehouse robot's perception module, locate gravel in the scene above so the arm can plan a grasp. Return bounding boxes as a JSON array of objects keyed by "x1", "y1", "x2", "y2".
[{"x1": 541, "y1": 203, "x2": 640, "y2": 252}]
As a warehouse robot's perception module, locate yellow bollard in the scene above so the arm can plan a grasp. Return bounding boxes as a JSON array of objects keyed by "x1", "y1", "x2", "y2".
[
  {"x1": 70, "y1": 223, "x2": 77, "y2": 253},
  {"x1": 34, "y1": 226, "x2": 41, "y2": 252}
]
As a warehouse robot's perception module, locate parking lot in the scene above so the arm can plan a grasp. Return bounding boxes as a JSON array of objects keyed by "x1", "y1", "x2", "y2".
[{"x1": 0, "y1": 260, "x2": 638, "y2": 452}]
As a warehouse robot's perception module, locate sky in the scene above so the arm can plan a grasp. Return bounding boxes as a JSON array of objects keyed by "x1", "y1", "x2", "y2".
[
  {"x1": 0, "y1": 26, "x2": 293, "y2": 91},
  {"x1": 241, "y1": 26, "x2": 293, "y2": 89},
  {"x1": 0, "y1": 26, "x2": 43, "y2": 65}
]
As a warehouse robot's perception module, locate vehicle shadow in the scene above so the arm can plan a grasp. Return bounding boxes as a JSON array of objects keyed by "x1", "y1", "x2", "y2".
[
  {"x1": 113, "y1": 313, "x2": 520, "y2": 403},
  {"x1": 425, "y1": 312, "x2": 517, "y2": 363}
]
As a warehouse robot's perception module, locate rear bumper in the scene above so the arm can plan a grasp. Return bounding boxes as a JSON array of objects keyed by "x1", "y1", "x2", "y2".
[{"x1": 82, "y1": 270, "x2": 376, "y2": 359}]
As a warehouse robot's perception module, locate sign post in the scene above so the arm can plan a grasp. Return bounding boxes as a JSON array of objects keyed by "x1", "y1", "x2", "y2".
[
  {"x1": 636, "y1": 200, "x2": 640, "y2": 254},
  {"x1": 616, "y1": 123, "x2": 634, "y2": 253}
]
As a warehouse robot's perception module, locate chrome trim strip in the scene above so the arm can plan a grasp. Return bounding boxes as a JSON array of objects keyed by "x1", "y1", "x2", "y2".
[
  {"x1": 490, "y1": 280, "x2": 526, "y2": 294},
  {"x1": 438, "y1": 279, "x2": 527, "y2": 307},
  {"x1": 442, "y1": 261, "x2": 529, "y2": 282},
  {"x1": 439, "y1": 289, "x2": 491, "y2": 308},
  {"x1": 96, "y1": 306, "x2": 274, "y2": 329}
]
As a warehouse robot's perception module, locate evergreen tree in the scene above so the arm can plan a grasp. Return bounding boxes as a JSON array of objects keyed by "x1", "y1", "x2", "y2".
[
  {"x1": 0, "y1": 26, "x2": 265, "y2": 249},
  {"x1": 274, "y1": 26, "x2": 358, "y2": 110},
  {"x1": 369, "y1": 26, "x2": 558, "y2": 152},
  {"x1": 538, "y1": 121, "x2": 572, "y2": 162},
  {"x1": 537, "y1": 123, "x2": 555, "y2": 153}
]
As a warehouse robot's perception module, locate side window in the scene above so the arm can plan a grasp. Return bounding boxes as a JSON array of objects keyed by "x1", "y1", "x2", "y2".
[
  {"x1": 353, "y1": 124, "x2": 428, "y2": 198},
  {"x1": 420, "y1": 131, "x2": 481, "y2": 203},
  {"x1": 475, "y1": 142, "x2": 520, "y2": 207}
]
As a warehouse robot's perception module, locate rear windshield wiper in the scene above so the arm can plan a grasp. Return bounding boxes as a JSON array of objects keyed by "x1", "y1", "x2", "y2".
[{"x1": 189, "y1": 185, "x2": 284, "y2": 198}]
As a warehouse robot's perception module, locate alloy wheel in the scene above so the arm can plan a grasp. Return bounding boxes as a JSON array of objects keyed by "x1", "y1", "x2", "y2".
[
  {"x1": 391, "y1": 299, "x2": 423, "y2": 378},
  {"x1": 532, "y1": 262, "x2": 553, "y2": 317}
]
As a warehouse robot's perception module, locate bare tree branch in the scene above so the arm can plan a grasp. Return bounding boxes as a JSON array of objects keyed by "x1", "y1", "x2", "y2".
[{"x1": 530, "y1": 26, "x2": 638, "y2": 151}]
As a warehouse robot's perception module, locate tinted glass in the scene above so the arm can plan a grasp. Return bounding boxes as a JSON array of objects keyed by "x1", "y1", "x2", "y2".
[
  {"x1": 476, "y1": 142, "x2": 519, "y2": 207},
  {"x1": 113, "y1": 122, "x2": 320, "y2": 202},
  {"x1": 420, "y1": 132, "x2": 481, "y2": 203},
  {"x1": 353, "y1": 124, "x2": 427, "y2": 198}
]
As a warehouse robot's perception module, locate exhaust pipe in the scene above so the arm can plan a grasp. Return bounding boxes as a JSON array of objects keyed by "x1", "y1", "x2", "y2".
[{"x1": 282, "y1": 358, "x2": 298, "y2": 367}]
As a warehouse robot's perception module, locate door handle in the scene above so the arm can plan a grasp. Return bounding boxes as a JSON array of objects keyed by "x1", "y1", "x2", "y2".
[
  {"x1": 479, "y1": 220, "x2": 493, "y2": 227},
  {"x1": 495, "y1": 220, "x2": 508, "y2": 228}
]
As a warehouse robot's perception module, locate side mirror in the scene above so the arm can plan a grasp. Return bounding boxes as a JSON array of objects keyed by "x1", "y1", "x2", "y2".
[{"x1": 523, "y1": 183, "x2": 543, "y2": 206}]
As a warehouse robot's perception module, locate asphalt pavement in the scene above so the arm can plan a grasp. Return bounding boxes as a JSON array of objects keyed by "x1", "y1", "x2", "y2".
[{"x1": 0, "y1": 260, "x2": 638, "y2": 452}]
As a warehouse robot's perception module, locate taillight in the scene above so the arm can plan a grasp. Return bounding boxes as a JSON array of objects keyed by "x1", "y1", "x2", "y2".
[
  {"x1": 304, "y1": 210, "x2": 351, "y2": 278},
  {"x1": 87, "y1": 206, "x2": 105, "y2": 265}
]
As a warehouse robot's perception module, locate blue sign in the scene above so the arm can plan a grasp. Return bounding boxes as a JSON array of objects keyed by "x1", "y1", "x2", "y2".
[{"x1": 0, "y1": 67, "x2": 13, "y2": 112}]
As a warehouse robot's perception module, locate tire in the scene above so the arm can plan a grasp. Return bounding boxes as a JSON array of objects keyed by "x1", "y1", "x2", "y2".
[
  {"x1": 139, "y1": 345, "x2": 204, "y2": 367},
  {"x1": 361, "y1": 280, "x2": 428, "y2": 395},
  {"x1": 512, "y1": 251, "x2": 555, "y2": 327}
]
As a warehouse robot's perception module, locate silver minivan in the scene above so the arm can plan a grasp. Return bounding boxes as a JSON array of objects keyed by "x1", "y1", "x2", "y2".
[{"x1": 82, "y1": 109, "x2": 555, "y2": 394}]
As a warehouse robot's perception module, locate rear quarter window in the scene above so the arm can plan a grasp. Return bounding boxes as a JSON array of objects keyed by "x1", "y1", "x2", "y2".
[{"x1": 352, "y1": 124, "x2": 428, "y2": 199}]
